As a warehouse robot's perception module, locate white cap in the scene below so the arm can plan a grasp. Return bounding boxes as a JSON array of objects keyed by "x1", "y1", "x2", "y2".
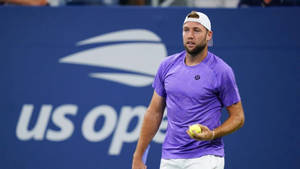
[
  {"x1": 183, "y1": 11, "x2": 213, "y2": 46},
  {"x1": 184, "y1": 11, "x2": 212, "y2": 31}
]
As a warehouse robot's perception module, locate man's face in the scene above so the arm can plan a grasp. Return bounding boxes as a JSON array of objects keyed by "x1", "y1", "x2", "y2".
[{"x1": 183, "y1": 22, "x2": 212, "y2": 56}]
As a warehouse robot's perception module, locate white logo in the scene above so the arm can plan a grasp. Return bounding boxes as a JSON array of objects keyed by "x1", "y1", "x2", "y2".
[
  {"x1": 59, "y1": 29, "x2": 167, "y2": 87},
  {"x1": 16, "y1": 104, "x2": 167, "y2": 155}
]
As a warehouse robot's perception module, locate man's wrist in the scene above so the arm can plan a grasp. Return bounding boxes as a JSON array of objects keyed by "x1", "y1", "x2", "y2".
[
  {"x1": 211, "y1": 130, "x2": 215, "y2": 140},
  {"x1": 133, "y1": 152, "x2": 143, "y2": 160}
]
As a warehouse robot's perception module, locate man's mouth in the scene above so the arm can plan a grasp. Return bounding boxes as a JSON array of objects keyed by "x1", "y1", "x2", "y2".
[{"x1": 186, "y1": 41, "x2": 196, "y2": 47}]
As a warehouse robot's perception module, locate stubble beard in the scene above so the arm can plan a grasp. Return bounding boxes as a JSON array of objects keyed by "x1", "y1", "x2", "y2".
[{"x1": 184, "y1": 43, "x2": 206, "y2": 57}]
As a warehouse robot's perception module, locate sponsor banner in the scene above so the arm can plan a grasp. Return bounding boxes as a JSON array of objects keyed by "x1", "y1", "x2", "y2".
[{"x1": 1, "y1": 6, "x2": 299, "y2": 169}]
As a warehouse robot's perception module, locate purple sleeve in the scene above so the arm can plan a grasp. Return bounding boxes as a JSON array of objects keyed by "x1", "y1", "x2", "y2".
[
  {"x1": 218, "y1": 67, "x2": 241, "y2": 107},
  {"x1": 152, "y1": 62, "x2": 166, "y2": 97}
]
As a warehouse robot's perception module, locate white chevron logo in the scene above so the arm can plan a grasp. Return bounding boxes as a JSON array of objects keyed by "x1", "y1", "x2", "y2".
[{"x1": 59, "y1": 29, "x2": 167, "y2": 87}]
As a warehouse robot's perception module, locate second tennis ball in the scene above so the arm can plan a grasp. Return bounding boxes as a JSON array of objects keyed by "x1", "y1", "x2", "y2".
[{"x1": 189, "y1": 124, "x2": 202, "y2": 136}]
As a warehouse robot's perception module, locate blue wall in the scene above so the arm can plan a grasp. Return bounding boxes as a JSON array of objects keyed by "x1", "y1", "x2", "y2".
[{"x1": 0, "y1": 6, "x2": 299, "y2": 169}]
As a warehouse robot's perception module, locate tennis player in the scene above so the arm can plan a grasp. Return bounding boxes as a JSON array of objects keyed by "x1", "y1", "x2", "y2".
[{"x1": 132, "y1": 11, "x2": 245, "y2": 169}]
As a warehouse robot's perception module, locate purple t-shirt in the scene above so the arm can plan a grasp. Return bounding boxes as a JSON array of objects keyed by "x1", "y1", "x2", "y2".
[{"x1": 152, "y1": 51, "x2": 241, "y2": 159}]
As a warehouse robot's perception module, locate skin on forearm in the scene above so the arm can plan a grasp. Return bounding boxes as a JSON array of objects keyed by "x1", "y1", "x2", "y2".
[
  {"x1": 133, "y1": 110, "x2": 163, "y2": 158},
  {"x1": 133, "y1": 91, "x2": 166, "y2": 159},
  {"x1": 213, "y1": 101, "x2": 245, "y2": 139},
  {"x1": 187, "y1": 101, "x2": 244, "y2": 141}
]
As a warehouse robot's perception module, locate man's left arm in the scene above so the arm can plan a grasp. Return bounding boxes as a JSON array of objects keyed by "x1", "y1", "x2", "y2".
[
  {"x1": 187, "y1": 66, "x2": 245, "y2": 140},
  {"x1": 212, "y1": 101, "x2": 245, "y2": 139},
  {"x1": 188, "y1": 101, "x2": 245, "y2": 140}
]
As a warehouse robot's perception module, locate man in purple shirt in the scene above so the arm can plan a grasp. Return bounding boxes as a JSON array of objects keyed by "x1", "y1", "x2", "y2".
[{"x1": 132, "y1": 11, "x2": 245, "y2": 169}]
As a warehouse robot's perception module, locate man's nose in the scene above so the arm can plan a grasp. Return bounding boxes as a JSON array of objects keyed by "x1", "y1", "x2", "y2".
[{"x1": 187, "y1": 31, "x2": 194, "y2": 39}]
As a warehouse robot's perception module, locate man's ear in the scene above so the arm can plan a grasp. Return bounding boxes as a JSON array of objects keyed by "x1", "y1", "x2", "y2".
[{"x1": 207, "y1": 31, "x2": 213, "y2": 41}]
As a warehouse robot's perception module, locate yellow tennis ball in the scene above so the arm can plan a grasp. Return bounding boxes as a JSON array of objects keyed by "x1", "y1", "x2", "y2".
[{"x1": 189, "y1": 124, "x2": 201, "y2": 136}]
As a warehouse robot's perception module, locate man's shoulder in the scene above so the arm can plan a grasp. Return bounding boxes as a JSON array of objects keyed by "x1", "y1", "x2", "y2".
[
  {"x1": 207, "y1": 52, "x2": 233, "y2": 75},
  {"x1": 160, "y1": 50, "x2": 185, "y2": 68}
]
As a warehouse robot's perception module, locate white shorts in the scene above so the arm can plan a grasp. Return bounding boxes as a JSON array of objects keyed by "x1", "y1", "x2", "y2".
[{"x1": 160, "y1": 155, "x2": 224, "y2": 169}]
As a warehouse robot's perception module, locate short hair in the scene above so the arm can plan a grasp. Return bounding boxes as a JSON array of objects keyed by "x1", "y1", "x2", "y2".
[
  {"x1": 187, "y1": 11, "x2": 199, "y2": 19},
  {"x1": 185, "y1": 11, "x2": 209, "y2": 32}
]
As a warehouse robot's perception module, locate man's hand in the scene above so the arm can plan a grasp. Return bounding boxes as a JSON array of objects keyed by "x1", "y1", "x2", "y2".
[
  {"x1": 132, "y1": 156, "x2": 147, "y2": 169},
  {"x1": 186, "y1": 124, "x2": 214, "y2": 141}
]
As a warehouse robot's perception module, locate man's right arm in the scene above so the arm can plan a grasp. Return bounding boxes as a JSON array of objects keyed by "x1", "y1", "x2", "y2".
[{"x1": 132, "y1": 91, "x2": 166, "y2": 169}]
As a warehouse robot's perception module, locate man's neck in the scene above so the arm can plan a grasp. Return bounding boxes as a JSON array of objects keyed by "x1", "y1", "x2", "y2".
[{"x1": 185, "y1": 47, "x2": 208, "y2": 66}]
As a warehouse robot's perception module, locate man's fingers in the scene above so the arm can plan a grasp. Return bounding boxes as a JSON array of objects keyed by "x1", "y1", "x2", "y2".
[
  {"x1": 198, "y1": 124, "x2": 209, "y2": 131},
  {"x1": 186, "y1": 130, "x2": 194, "y2": 138},
  {"x1": 187, "y1": 124, "x2": 213, "y2": 141}
]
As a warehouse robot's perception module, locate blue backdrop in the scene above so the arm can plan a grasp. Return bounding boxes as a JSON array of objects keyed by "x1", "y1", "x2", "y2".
[{"x1": 0, "y1": 6, "x2": 299, "y2": 169}]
